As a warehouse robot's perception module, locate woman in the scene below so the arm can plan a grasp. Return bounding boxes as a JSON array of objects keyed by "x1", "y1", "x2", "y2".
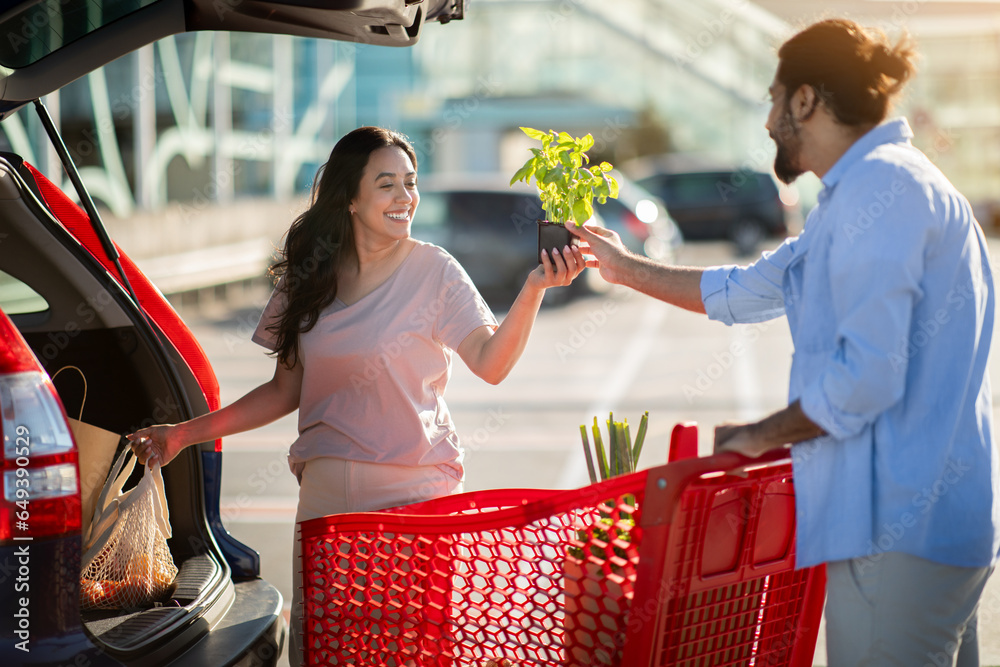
[{"x1": 127, "y1": 126, "x2": 584, "y2": 665}]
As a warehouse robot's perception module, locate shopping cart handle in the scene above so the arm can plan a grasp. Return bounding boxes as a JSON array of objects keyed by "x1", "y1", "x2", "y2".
[
  {"x1": 667, "y1": 422, "x2": 793, "y2": 472},
  {"x1": 640, "y1": 447, "x2": 793, "y2": 526}
]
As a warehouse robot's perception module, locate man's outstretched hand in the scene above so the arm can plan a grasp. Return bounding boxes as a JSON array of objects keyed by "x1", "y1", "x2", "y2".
[{"x1": 566, "y1": 223, "x2": 631, "y2": 285}]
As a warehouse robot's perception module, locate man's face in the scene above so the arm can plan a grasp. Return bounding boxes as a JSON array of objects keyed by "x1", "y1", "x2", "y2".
[{"x1": 765, "y1": 81, "x2": 805, "y2": 184}]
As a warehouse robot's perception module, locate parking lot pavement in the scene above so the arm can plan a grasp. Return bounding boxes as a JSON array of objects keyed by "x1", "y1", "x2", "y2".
[{"x1": 184, "y1": 240, "x2": 1000, "y2": 666}]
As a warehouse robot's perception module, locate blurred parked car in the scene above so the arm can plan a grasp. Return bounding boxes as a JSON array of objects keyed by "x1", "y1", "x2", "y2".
[
  {"x1": 411, "y1": 175, "x2": 588, "y2": 305},
  {"x1": 412, "y1": 173, "x2": 678, "y2": 306},
  {"x1": 632, "y1": 166, "x2": 788, "y2": 255},
  {"x1": 595, "y1": 170, "x2": 683, "y2": 263},
  {"x1": 0, "y1": 1, "x2": 464, "y2": 666}
]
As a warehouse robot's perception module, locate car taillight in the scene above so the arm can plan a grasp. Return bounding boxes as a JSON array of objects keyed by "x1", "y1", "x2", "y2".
[
  {"x1": 0, "y1": 316, "x2": 80, "y2": 544},
  {"x1": 622, "y1": 209, "x2": 650, "y2": 241}
]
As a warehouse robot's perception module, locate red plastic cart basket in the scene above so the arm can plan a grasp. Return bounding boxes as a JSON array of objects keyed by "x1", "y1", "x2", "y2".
[{"x1": 299, "y1": 424, "x2": 825, "y2": 666}]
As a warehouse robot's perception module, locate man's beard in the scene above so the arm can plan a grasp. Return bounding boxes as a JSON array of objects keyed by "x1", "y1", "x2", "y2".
[{"x1": 771, "y1": 109, "x2": 805, "y2": 184}]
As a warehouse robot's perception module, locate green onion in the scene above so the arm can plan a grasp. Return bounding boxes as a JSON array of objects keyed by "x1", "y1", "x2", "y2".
[{"x1": 580, "y1": 424, "x2": 598, "y2": 485}]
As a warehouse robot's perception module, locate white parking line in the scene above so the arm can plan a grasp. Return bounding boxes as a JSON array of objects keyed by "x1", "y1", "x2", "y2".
[{"x1": 557, "y1": 299, "x2": 669, "y2": 489}]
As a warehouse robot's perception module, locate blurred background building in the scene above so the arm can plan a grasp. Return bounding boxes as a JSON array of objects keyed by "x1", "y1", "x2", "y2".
[
  {"x1": 757, "y1": 0, "x2": 1000, "y2": 228},
  {"x1": 1, "y1": 0, "x2": 998, "y2": 298}
]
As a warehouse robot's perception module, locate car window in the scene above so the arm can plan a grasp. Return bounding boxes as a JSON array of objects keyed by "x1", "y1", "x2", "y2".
[
  {"x1": 0, "y1": 269, "x2": 48, "y2": 314},
  {"x1": 448, "y1": 192, "x2": 542, "y2": 234},
  {"x1": 666, "y1": 174, "x2": 725, "y2": 205},
  {"x1": 510, "y1": 194, "x2": 544, "y2": 230},
  {"x1": 667, "y1": 172, "x2": 768, "y2": 205},
  {"x1": 449, "y1": 192, "x2": 508, "y2": 229},
  {"x1": 414, "y1": 191, "x2": 447, "y2": 229},
  {"x1": 730, "y1": 173, "x2": 764, "y2": 193},
  {"x1": 0, "y1": 0, "x2": 162, "y2": 69},
  {"x1": 753, "y1": 173, "x2": 777, "y2": 194}
]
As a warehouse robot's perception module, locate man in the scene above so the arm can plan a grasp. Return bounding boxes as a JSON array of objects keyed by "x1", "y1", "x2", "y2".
[{"x1": 571, "y1": 18, "x2": 999, "y2": 666}]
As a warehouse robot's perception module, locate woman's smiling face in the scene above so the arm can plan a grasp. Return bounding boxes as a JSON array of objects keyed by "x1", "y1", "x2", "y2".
[{"x1": 349, "y1": 145, "x2": 419, "y2": 244}]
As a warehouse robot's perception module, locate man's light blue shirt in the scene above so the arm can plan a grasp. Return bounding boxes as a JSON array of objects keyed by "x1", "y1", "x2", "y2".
[{"x1": 701, "y1": 118, "x2": 1000, "y2": 568}]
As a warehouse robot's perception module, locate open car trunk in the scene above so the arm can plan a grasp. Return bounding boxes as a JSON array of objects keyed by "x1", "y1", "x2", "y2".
[
  {"x1": 0, "y1": 0, "x2": 466, "y2": 119},
  {"x1": 0, "y1": 153, "x2": 259, "y2": 663}
]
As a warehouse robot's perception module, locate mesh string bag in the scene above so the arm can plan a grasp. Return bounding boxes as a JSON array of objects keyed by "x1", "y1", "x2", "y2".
[{"x1": 80, "y1": 448, "x2": 177, "y2": 610}]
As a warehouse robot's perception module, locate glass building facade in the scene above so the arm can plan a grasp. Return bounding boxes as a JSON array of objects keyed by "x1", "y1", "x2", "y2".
[{"x1": 0, "y1": 0, "x2": 994, "y2": 224}]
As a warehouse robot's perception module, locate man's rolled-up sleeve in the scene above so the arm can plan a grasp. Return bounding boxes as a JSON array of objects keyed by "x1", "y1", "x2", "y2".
[{"x1": 701, "y1": 238, "x2": 798, "y2": 325}]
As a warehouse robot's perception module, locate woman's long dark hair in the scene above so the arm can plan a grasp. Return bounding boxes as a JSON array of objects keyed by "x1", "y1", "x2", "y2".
[{"x1": 267, "y1": 126, "x2": 418, "y2": 366}]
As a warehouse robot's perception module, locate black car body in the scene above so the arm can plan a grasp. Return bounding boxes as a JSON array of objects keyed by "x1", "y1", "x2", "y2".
[
  {"x1": 0, "y1": 1, "x2": 464, "y2": 666},
  {"x1": 634, "y1": 167, "x2": 788, "y2": 255},
  {"x1": 594, "y1": 169, "x2": 682, "y2": 262}
]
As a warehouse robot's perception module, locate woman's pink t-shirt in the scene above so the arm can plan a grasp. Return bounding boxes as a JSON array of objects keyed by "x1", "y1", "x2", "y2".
[{"x1": 252, "y1": 241, "x2": 497, "y2": 481}]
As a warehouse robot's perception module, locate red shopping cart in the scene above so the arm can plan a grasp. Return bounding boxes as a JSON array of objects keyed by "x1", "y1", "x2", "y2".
[{"x1": 299, "y1": 424, "x2": 825, "y2": 666}]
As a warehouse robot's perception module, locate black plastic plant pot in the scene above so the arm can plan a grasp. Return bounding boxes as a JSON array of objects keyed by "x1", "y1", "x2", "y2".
[{"x1": 536, "y1": 220, "x2": 577, "y2": 265}]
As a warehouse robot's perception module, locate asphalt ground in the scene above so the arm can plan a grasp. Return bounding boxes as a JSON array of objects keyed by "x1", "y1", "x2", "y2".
[{"x1": 181, "y1": 240, "x2": 1000, "y2": 666}]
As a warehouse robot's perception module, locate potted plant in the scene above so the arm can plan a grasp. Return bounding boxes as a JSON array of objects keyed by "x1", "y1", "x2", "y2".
[
  {"x1": 563, "y1": 412, "x2": 647, "y2": 666},
  {"x1": 509, "y1": 127, "x2": 619, "y2": 263}
]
